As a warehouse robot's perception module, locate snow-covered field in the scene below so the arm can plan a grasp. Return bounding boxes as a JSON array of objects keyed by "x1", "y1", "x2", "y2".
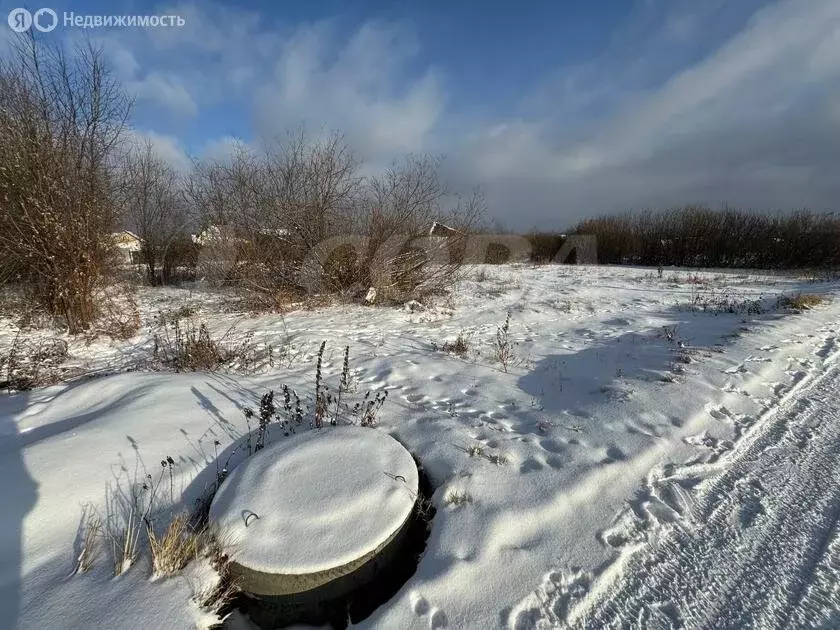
[{"x1": 1, "y1": 264, "x2": 838, "y2": 629}]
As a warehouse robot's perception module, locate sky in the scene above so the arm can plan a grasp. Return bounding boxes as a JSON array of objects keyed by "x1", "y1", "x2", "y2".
[{"x1": 2, "y1": 0, "x2": 839, "y2": 229}]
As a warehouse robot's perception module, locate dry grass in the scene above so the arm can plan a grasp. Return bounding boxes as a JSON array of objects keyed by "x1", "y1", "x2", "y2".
[
  {"x1": 156, "y1": 305, "x2": 197, "y2": 326},
  {"x1": 1, "y1": 328, "x2": 69, "y2": 392},
  {"x1": 435, "y1": 332, "x2": 469, "y2": 357},
  {"x1": 487, "y1": 451, "x2": 509, "y2": 466},
  {"x1": 443, "y1": 490, "x2": 473, "y2": 507},
  {"x1": 778, "y1": 293, "x2": 827, "y2": 311},
  {"x1": 153, "y1": 321, "x2": 226, "y2": 371},
  {"x1": 684, "y1": 287, "x2": 763, "y2": 315},
  {"x1": 195, "y1": 530, "x2": 241, "y2": 616},
  {"x1": 92, "y1": 286, "x2": 141, "y2": 340},
  {"x1": 74, "y1": 504, "x2": 102, "y2": 574},
  {"x1": 148, "y1": 513, "x2": 203, "y2": 576},
  {"x1": 109, "y1": 507, "x2": 142, "y2": 577},
  {"x1": 152, "y1": 320, "x2": 257, "y2": 372}
]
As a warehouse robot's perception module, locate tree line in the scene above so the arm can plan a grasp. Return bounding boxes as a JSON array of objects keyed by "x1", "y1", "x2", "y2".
[{"x1": 523, "y1": 207, "x2": 839, "y2": 269}]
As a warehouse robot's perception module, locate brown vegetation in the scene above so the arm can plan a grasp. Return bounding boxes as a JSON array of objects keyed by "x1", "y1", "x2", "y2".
[
  {"x1": 0, "y1": 36, "x2": 131, "y2": 332},
  {"x1": 570, "y1": 206, "x2": 840, "y2": 269}
]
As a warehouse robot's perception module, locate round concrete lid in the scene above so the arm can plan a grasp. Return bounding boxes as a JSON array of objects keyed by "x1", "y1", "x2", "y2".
[{"x1": 210, "y1": 426, "x2": 418, "y2": 592}]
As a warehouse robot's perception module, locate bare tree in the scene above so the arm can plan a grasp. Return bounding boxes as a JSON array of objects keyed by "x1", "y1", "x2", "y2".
[
  {"x1": 185, "y1": 132, "x2": 484, "y2": 304},
  {"x1": 118, "y1": 140, "x2": 186, "y2": 284},
  {"x1": 185, "y1": 142, "x2": 270, "y2": 290},
  {"x1": 359, "y1": 156, "x2": 485, "y2": 299},
  {"x1": 0, "y1": 35, "x2": 131, "y2": 332},
  {"x1": 261, "y1": 131, "x2": 363, "y2": 294},
  {"x1": 186, "y1": 131, "x2": 364, "y2": 301}
]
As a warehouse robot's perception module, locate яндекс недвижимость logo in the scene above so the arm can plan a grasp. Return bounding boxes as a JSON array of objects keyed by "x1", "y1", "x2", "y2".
[{"x1": 7, "y1": 7, "x2": 58, "y2": 32}]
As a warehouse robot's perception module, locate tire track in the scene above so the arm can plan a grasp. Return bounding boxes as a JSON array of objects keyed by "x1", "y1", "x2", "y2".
[{"x1": 565, "y1": 339, "x2": 840, "y2": 629}]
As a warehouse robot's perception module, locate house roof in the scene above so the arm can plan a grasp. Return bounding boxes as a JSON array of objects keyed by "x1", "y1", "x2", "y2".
[
  {"x1": 429, "y1": 221, "x2": 464, "y2": 237},
  {"x1": 111, "y1": 231, "x2": 142, "y2": 250}
]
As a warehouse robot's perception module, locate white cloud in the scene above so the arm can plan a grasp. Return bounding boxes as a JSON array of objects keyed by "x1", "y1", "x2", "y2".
[
  {"x1": 253, "y1": 20, "x2": 443, "y2": 161},
  {"x1": 450, "y1": 0, "x2": 840, "y2": 227},
  {"x1": 198, "y1": 136, "x2": 248, "y2": 163},
  {"x1": 123, "y1": 129, "x2": 193, "y2": 173},
  {"x1": 93, "y1": 0, "x2": 840, "y2": 227},
  {"x1": 126, "y1": 72, "x2": 198, "y2": 118}
]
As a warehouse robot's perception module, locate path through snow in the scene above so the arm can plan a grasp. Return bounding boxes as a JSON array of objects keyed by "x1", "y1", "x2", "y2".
[{"x1": 531, "y1": 333, "x2": 840, "y2": 629}]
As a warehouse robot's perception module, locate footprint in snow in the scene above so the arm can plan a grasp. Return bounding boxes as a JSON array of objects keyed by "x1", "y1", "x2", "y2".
[
  {"x1": 520, "y1": 458, "x2": 543, "y2": 473},
  {"x1": 540, "y1": 439, "x2": 565, "y2": 454},
  {"x1": 413, "y1": 596, "x2": 430, "y2": 616},
  {"x1": 430, "y1": 610, "x2": 448, "y2": 629},
  {"x1": 725, "y1": 364, "x2": 749, "y2": 374},
  {"x1": 545, "y1": 455, "x2": 564, "y2": 470},
  {"x1": 708, "y1": 405, "x2": 732, "y2": 420}
]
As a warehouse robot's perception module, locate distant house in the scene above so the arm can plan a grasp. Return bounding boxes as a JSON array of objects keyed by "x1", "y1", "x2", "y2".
[
  {"x1": 191, "y1": 224, "x2": 290, "y2": 246},
  {"x1": 111, "y1": 230, "x2": 142, "y2": 264},
  {"x1": 192, "y1": 225, "x2": 238, "y2": 246},
  {"x1": 429, "y1": 221, "x2": 464, "y2": 237}
]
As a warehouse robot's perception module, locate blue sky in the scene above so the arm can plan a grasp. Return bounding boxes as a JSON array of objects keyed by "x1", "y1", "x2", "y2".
[{"x1": 3, "y1": 0, "x2": 839, "y2": 228}]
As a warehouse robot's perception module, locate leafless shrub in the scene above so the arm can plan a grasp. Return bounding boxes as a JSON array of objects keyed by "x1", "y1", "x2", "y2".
[
  {"x1": 187, "y1": 132, "x2": 483, "y2": 305},
  {"x1": 93, "y1": 286, "x2": 141, "y2": 340},
  {"x1": 0, "y1": 36, "x2": 131, "y2": 332},
  {"x1": 434, "y1": 333, "x2": 469, "y2": 357},
  {"x1": 152, "y1": 320, "x2": 257, "y2": 372},
  {"x1": 1, "y1": 328, "x2": 69, "y2": 392},
  {"x1": 525, "y1": 232, "x2": 567, "y2": 263},
  {"x1": 118, "y1": 140, "x2": 193, "y2": 285},
  {"x1": 495, "y1": 312, "x2": 516, "y2": 372},
  {"x1": 360, "y1": 156, "x2": 484, "y2": 301},
  {"x1": 571, "y1": 206, "x2": 840, "y2": 269}
]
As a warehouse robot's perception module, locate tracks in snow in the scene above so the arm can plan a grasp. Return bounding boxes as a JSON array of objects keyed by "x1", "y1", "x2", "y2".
[{"x1": 516, "y1": 331, "x2": 840, "y2": 629}]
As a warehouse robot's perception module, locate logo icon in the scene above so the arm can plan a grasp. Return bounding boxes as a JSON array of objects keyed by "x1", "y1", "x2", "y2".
[
  {"x1": 7, "y1": 7, "x2": 32, "y2": 32},
  {"x1": 33, "y1": 7, "x2": 57, "y2": 32}
]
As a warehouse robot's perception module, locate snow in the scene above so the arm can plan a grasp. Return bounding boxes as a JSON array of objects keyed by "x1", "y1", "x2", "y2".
[
  {"x1": 209, "y1": 426, "x2": 418, "y2": 575},
  {"x1": 1, "y1": 264, "x2": 839, "y2": 629},
  {"x1": 520, "y1": 337, "x2": 840, "y2": 628}
]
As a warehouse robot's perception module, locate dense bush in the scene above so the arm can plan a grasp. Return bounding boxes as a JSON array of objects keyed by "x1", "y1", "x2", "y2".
[
  {"x1": 0, "y1": 39, "x2": 130, "y2": 331},
  {"x1": 525, "y1": 232, "x2": 566, "y2": 263},
  {"x1": 570, "y1": 207, "x2": 840, "y2": 269},
  {"x1": 186, "y1": 137, "x2": 485, "y2": 303}
]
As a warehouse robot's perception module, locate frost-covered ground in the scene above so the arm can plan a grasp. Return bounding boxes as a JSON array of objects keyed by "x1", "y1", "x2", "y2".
[{"x1": 1, "y1": 264, "x2": 839, "y2": 629}]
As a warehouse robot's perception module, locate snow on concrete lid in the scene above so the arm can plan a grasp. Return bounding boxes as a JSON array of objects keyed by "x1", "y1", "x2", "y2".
[{"x1": 209, "y1": 426, "x2": 419, "y2": 576}]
